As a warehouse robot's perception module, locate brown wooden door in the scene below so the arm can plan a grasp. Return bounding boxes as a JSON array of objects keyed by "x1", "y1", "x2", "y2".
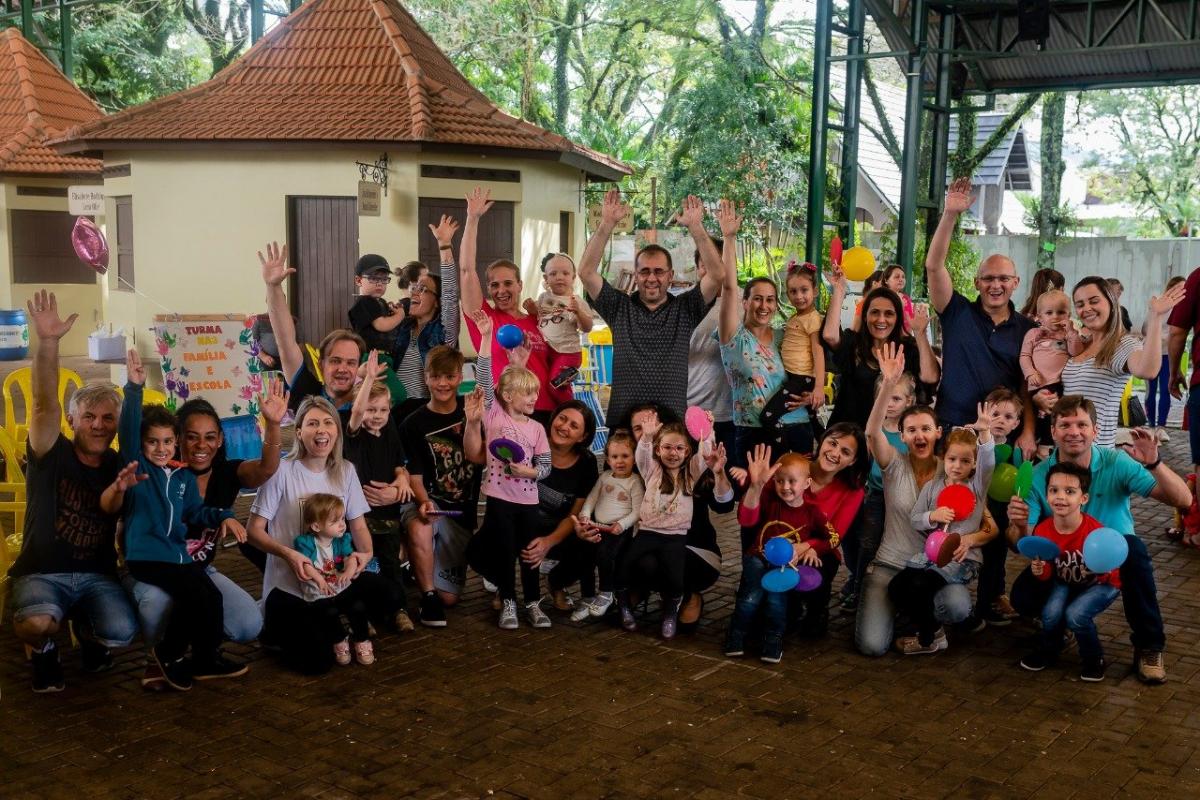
[
  {"x1": 9, "y1": 210, "x2": 96, "y2": 284},
  {"x1": 288, "y1": 196, "x2": 359, "y2": 347},
  {"x1": 418, "y1": 197, "x2": 514, "y2": 287}
]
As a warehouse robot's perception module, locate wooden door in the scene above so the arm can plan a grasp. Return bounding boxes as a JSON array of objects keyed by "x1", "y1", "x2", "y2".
[
  {"x1": 288, "y1": 196, "x2": 359, "y2": 347},
  {"x1": 9, "y1": 210, "x2": 96, "y2": 284},
  {"x1": 418, "y1": 197, "x2": 514, "y2": 287}
]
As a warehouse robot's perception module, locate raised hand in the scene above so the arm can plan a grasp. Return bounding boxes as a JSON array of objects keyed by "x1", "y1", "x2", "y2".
[
  {"x1": 470, "y1": 308, "x2": 493, "y2": 339},
  {"x1": 875, "y1": 341, "x2": 905, "y2": 383},
  {"x1": 746, "y1": 443, "x2": 778, "y2": 488},
  {"x1": 943, "y1": 177, "x2": 975, "y2": 216},
  {"x1": 601, "y1": 188, "x2": 631, "y2": 227},
  {"x1": 1149, "y1": 280, "x2": 1187, "y2": 316},
  {"x1": 828, "y1": 262, "x2": 847, "y2": 291},
  {"x1": 259, "y1": 375, "x2": 289, "y2": 425},
  {"x1": 715, "y1": 198, "x2": 743, "y2": 238},
  {"x1": 635, "y1": 409, "x2": 661, "y2": 441},
  {"x1": 704, "y1": 441, "x2": 727, "y2": 473},
  {"x1": 972, "y1": 401, "x2": 997, "y2": 433},
  {"x1": 126, "y1": 348, "x2": 146, "y2": 386},
  {"x1": 258, "y1": 241, "x2": 294, "y2": 287},
  {"x1": 111, "y1": 461, "x2": 147, "y2": 493},
  {"x1": 464, "y1": 386, "x2": 484, "y2": 424},
  {"x1": 465, "y1": 187, "x2": 494, "y2": 220},
  {"x1": 1126, "y1": 427, "x2": 1160, "y2": 465},
  {"x1": 428, "y1": 214, "x2": 460, "y2": 247},
  {"x1": 26, "y1": 290, "x2": 78, "y2": 341},
  {"x1": 674, "y1": 195, "x2": 705, "y2": 229},
  {"x1": 912, "y1": 303, "x2": 930, "y2": 334},
  {"x1": 729, "y1": 466, "x2": 749, "y2": 486}
]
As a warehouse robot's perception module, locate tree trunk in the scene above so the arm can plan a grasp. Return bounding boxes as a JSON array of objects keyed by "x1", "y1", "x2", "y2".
[
  {"x1": 553, "y1": 0, "x2": 579, "y2": 133},
  {"x1": 1037, "y1": 92, "x2": 1067, "y2": 269}
]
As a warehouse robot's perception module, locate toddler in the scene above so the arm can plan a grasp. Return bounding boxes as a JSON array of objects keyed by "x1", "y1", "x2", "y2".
[
  {"x1": 524, "y1": 252, "x2": 593, "y2": 391},
  {"x1": 570, "y1": 431, "x2": 645, "y2": 622},
  {"x1": 725, "y1": 446, "x2": 837, "y2": 664},
  {"x1": 1020, "y1": 289, "x2": 1084, "y2": 451},
  {"x1": 762, "y1": 262, "x2": 825, "y2": 429},
  {"x1": 293, "y1": 494, "x2": 383, "y2": 666},
  {"x1": 1019, "y1": 463, "x2": 1120, "y2": 682},
  {"x1": 348, "y1": 254, "x2": 406, "y2": 354}
]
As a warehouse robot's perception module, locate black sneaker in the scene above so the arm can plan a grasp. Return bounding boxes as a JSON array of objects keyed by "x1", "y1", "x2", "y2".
[
  {"x1": 419, "y1": 592, "x2": 447, "y2": 628},
  {"x1": 153, "y1": 648, "x2": 193, "y2": 692},
  {"x1": 724, "y1": 630, "x2": 746, "y2": 657},
  {"x1": 1019, "y1": 650, "x2": 1052, "y2": 672},
  {"x1": 979, "y1": 607, "x2": 1012, "y2": 628},
  {"x1": 958, "y1": 615, "x2": 987, "y2": 635},
  {"x1": 797, "y1": 609, "x2": 830, "y2": 639},
  {"x1": 193, "y1": 652, "x2": 248, "y2": 681},
  {"x1": 31, "y1": 642, "x2": 65, "y2": 693},
  {"x1": 761, "y1": 638, "x2": 784, "y2": 664},
  {"x1": 1080, "y1": 659, "x2": 1107, "y2": 682},
  {"x1": 80, "y1": 639, "x2": 113, "y2": 673}
]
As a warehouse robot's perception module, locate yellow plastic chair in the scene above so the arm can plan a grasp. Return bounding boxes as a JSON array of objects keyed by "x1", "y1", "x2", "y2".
[
  {"x1": 305, "y1": 343, "x2": 323, "y2": 382},
  {"x1": 824, "y1": 372, "x2": 835, "y2": 405},
  {"x1": 2, "y1": 366, "x2": 84, "y2": 449},
  {"x1": 0, "y1": 427, "x2": 26, "y2": 621}
]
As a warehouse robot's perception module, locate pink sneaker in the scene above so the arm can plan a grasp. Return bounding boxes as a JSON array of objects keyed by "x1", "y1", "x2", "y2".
[
  {"x1": 333, "y1": 638, "x2": 352, "y2": 666},
  {"x1": 354, "y1": 640, "x2": 375, "y2": 666}
]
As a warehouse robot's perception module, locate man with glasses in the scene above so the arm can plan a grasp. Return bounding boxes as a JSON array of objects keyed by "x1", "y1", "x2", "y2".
[{"x1": 578, "y1": 189, "x2": 726, "y2": 428}]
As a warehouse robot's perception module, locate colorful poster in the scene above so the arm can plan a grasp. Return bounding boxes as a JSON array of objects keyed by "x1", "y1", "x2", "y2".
[{"x1": 151, "y1": 315, "x2": 264, "y2": 417}]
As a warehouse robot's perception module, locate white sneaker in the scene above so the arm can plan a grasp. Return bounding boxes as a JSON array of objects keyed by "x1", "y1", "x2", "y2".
[
  {"x1": 537, "y1": 558, "x2": 560, "y2": 575},
  {"x1": 1157, "y1": 427, "x2": 1171, "y2": 443},
  {"x1": 525, "y1": 600, "x2": 552, "y2": 628},
  {"x1": 498, "y1": 599, "x2": 519, "y2": 630},
  {"x1": 590, "y1": 592, "x2": 614, "y2": 618},
  {"x1": 483, "y1": 578, "x2": 499, "y2": 594},
  {"x1": 570, "y1": 598, "x2": 596, "y2": 622}
]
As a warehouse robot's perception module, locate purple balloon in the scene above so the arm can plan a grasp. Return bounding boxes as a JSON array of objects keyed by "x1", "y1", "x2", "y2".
[{"x1": 72, "y1": 217, "x2": 109, "y2": 273}]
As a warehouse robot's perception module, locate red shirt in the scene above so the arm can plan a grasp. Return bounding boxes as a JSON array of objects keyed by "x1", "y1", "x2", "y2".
[
  {"x1": 1032, "y1": 513, "x2": 1121, "y2": 588},
  {"x1": 739, "y1": 483, "x2": 839, "y2": 559},
  {"x1": 465, "y1": 303, "x2": 565, "y2": 411},
  {"x1": 806, "y1": 478, "x2": 865, "y2": 541},
  {"x1": 1167, "y1": 266, "x2": 1200, "y2": 387}
]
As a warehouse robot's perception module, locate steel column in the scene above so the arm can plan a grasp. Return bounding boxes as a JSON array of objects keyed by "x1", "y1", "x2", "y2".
[
  {"x1": 804, "y1": 0, "x2": 834, "y2": 264},
  {"x1": 251, "y1": 0, "x2": 264, "y2": 42},
  {"x1": 839, "y1": 0, "x2": 866, "y2": 246},
  {"x1": 925, "y1": 11, "x2": 955, "y2": 247},
  {"x1": 59, "y1": 4, "x2": 72, "y2": 77},
  {"x1": 20, "y1": 0, "x2": 32, "y2": 38},
  {"x1": 896, "y1": 0, "x2": 929, "y2": 280}
]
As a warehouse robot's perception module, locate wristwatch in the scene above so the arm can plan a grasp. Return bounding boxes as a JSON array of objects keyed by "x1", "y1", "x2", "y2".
[{"x1": 1144, "y1": 457, "x2": 1163, "y2": 471}]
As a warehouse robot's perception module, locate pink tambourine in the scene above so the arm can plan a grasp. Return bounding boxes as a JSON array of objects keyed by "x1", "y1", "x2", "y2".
[
  {"x1": 72, "y1": 216, "x2": 109, "y2": 274},
  {"x1": 685, "y1": 406, "x2": 713, "y2": 442}
]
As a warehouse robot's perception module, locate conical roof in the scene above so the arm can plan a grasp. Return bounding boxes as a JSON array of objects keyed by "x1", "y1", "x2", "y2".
[{"x1": 52, "y1": 0, "x2": 628, "y2": 179}]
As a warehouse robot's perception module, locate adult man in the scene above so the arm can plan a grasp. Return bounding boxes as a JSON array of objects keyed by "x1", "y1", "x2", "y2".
[
  {"x1": 578, "y1": 190, "x2": 726, "y2": 428},
  {"x1": 1007, "y1": 396, "x2": 1190, "y2": 684},
  {"x1": 399, "y1": 346, "x2": 485, "y2": 627},
  {"x1": 927, "y1": 178, "x2": 1037, "y2": 456},
  {"x1": 7, "y1": 291, "x2": 139, "y2": 692},
  {"x1": 1167, "y1": 264, "x2": 1200, "y2": 475}
]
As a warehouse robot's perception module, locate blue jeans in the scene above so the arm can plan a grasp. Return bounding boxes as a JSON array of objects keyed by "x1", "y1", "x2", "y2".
[
  {"x1": 1146, "y1": 355, "x2": 1171, "y2": 427},
  {"x1": 1040, "y1": 581, "x2": 1120, "y2": 664},
  {"x1": 855, "y1": 560, "x2": 973, "y2": 657},
  {"x1": 1188, "y1": 383, "x2": 1200, "y2": 466},
  {"x1": 842, "y1": 488, "x2": 883, "y2": 596},
  {"x1": 11, "y1": 572, "x2": 139, "y2": 648},
  {"x1": 728, "y1": 555, "x2": 789, "y2": 649},
  {"x1": 124, "y1": 565, "x2": 263, "y2": 646}
]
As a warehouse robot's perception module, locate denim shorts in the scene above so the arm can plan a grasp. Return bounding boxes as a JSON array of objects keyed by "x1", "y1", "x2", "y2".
[{"x1": 11, "y1": 572, "x2": 139, "y2": 647}]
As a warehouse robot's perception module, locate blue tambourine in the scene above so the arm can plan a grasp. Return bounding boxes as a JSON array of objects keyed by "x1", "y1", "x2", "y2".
[
  {"x1": 762, "y1": 567, "x2": 800, "y2": 592},
  {"x1": 1016, "y1": 535, "x2": 1060, "y2": 561}
]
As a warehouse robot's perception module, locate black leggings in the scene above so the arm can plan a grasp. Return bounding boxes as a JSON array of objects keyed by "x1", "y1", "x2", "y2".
[
  {"x1": 617, "y1": 531, "x2": 687, "y2": 600},
  {"x1": 263, "y1": 572, "x2": 393, "y2": 674},
  {"x1": 548, "y1": 529, "x2": 629, "y2": 596},
  {"x1": 367, "y1": 518, "x2": 409, "y2": 610},
  {"x1": 309, "y1": 575, "x2": 395, "y2": 642},
  {"x1": 485, "y1": 496, "x2": 542, "y2": 603},
  {"x1": 127, "y1": 560, "x2": 223, "y2": 666},
  {"x1": 887, "y1": 567, "x2": 949, "y2": 646}
]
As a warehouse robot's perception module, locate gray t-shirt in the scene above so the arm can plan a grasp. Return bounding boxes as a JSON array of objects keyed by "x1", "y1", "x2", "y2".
[
  {"x1": 875, "y1": 455, "x2": 925, "y2": 569},
  {"x1": 686, "y1": 303, "x2": 733, "y2": 423},
  {"x1": 907, "y1": 441, "x2": 994, "y2": 565}
]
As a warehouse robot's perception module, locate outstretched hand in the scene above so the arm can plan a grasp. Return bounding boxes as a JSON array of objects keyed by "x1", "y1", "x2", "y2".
[
  {"x1": 943, "y1": 177, "x2": 975, "y2": 216},
  {"x1": 429, "y1": 214, "x2": 460, "y2": 247},
  {"x1": 126, "y1": 348, "x2": 146, "y2": 386},
  {"x1": 601, "y1": 188, "x2": 631, "y2": 228},
  {"x1": 674, "y1": 195, "x2": 706, "y2": 229},
  {"x1": 715, "y1": 199, "x2": 742, "y2": 238},
  {"x1": 259, "y1": 375, "x2": 289, "y2": 425},
  {"x1": 258, "y1": 241, "x2": 294, "y2": 287},
  {"x1": 746, "y1": 443, "x2": 778, "y2": 488},
  {"x1": 1149, "y1": 280, "x2": 1187, "y2": 316},
  {"x1": 465, "y1": 187, "x2": 494, "y2": 220},
  {"x1": 111, "y1": 461, "x2": 147, "y2": 493},
  {"x1": 874, "y1": 341, "x2": 906, "y2": 383},
  {"x1": 26, "y1": 290, "x2": 78, "y2": 341}
]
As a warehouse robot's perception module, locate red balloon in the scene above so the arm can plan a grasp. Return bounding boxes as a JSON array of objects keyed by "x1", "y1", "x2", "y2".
[
  {"x1": 830, "y1": 235, "x2": 843, "y2": 266},
  {"x1": 72, "y1": 216, "x2": 109, "y2": 274},
  {"x1": 937, "y1": 484, "x2": 976, "y2": 520}
]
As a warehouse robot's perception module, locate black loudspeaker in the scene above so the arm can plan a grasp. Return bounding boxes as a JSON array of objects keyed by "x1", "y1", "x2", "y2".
[{"x1": 1016, "y1": 0, "x2": 1051, "y2": 43}]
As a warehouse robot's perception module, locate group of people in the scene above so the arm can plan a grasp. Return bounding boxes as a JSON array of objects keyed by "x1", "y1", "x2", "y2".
[{"x1": 7, "y1": 177, "x2": 1195, "y2": 694}]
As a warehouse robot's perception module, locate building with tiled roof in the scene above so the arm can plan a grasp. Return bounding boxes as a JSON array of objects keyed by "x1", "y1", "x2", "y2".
[
  {"x1": 50, "y1": 0, "x2": 631, "y2": 351},
  {"x1": 0, "y1": 27, "x2": 105, "y2": 355}
]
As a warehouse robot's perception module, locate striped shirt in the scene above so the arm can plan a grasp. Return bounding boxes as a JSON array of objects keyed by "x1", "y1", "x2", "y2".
[
  {"x1": 1061, "y1": 334, "x2": 1140, "y2": 447},
  {"x1": 397, "y1": 338, "x2": 427, "y2": 399}
]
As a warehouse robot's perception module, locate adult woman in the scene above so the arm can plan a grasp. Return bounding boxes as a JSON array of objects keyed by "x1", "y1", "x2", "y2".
[
  {"x1": 823, "y1": 266, "x2": 940, "y2": 429},
  {"x1": 247, "y1": 397, "x2": 395, "y2": 674},
  {"x1": 459, "y1": 187, "x2": 558, "y2": 424},
  {"x1": 1060, "y1": 276, "x2": 1185, "y2": 447},
  {"x1": 1143, "y1": 275, "x2": 1186, "y2": 437},
  {"x1": 857, "y1": 345, "x2": 971, "y2": 657},
  {"x1": 390, "y1": 216, "x2": 462, "y2": 421},
  {"x1": 1019, "y1": 268, "x2": 1065, "y2": 319},
  {"x1": 715, "y1": 203, "x2": 812, "y2": 467},
  {"x1": 850, "y1": 270, "x2": 884, "y2": 332}
]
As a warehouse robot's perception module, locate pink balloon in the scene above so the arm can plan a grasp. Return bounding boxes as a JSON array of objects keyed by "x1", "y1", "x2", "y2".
[{"x1": 72, "y1": 216, "x2": 109, "y2": 274}]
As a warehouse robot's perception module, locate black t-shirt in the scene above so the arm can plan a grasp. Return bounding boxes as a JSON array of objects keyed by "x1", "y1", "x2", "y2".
[
  {"x1": 348, "y1": 295, "x2": 398, "y2": 353},
  {"x1": 9, "y1": 435, "x2": 121, "y2": 578},
  {"x1": 340, "y1": 412, "x2": 407, "y2": 520},
  {"x1": 534, "y1": 453, "x2": 600, "y2": 536},
  {"x1": 185, "y1": 457, "x2": 245, "y2": 566},
  {"x1": 399, "y1": 399, "x2": 482, "y2": 528},
  {"x1": 828, "y1": 335, "x2": 922, "y2": 429}
]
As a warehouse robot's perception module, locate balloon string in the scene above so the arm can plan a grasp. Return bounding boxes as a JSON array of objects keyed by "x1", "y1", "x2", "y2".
[{"x1": 114, "y1": 274, "x2": 178, "y2": 318}]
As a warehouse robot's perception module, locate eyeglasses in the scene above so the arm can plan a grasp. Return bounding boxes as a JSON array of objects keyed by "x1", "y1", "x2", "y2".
[
  {"x1": 364, "y1": 275, "x2": 391, "y2": 285},
  {"x1": 658, "y1": 444, "x2": 689, "y2": 454},
  {"x1": 637, "y1": 268, "x2": 671, "y2": 278},
  {"x1": 410, "y1": 284, "x2": 432, "y2": 296},
  {"x1": 977, "y1": 275, "x2": 1016, "y2": 285}
]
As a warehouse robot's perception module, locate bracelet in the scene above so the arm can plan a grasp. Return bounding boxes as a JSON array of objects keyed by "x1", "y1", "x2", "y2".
[
  {"x1": 438, "y1": 244, "x2": 453, "y2": 251},
  {"x1": 1145, "y1": 457, "x2": 1162, "y2": 471},
  {"x1": 263, "y1": 441, "x2": 281, "y2": 449}
]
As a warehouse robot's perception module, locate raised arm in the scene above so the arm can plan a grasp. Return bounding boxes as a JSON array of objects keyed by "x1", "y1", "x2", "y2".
[
  {"x1": 926, "y1": 178, "x2": 974, "y2": 314},
  {"x1": 462, "y1": 385, "x2": 486, "y2": 464},
  {"x1": 24, "y1": 291, "x2": 78, "y2": 457},
  {"x1": 866, "y1": 342, "x2": 906, "y2": 469},
  {"x1": 676, "y1": 195, "x2": 724, "y2": 302},
  {"x1": 1127, "y1": 282, "x2": 1187, "y2": 378},
  {"x1": 470, "y1": 309, "x2": 495, "y2": 409},
  {"x1": 347, "y1": 350, "x2": 379, "y2": 434},
  {"x1": 578, "y1": 188, "x2": 629, "y2": 300},
  {"x1": 258, "y1": 242, "x2": 304, "y2": 381},
  {"x1": 459, "y1": 188, "x2": 494, "y2": 318},
  {"x1": 119, "y1": 348, "x2": 147, "y2": 462},
  {"x1": 235, "y1": 374, "x2": 287, "y2": 489},
  {"x1": 715, "y1": 200, "x2": 743, "y2": 345},
  {"x1": 822, "y1": 263, "x2": 848, "y2": 349},
  {"x1": 910, "y1": 306, "x2": 941, "y2": 385}
]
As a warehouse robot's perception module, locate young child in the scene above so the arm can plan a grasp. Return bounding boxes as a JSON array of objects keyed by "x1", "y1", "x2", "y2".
[
  {"x1": 1020, "y1": 288, "x2": 1085, "y2": 454},
  {"x1": 616, "y1": 412, "x2": 730, "y2": 639},
  {"x1": 103, "y1": 349, "x2": 248, "y2": 691},
  {"x1": 348, "y1": 254, "x2": 406, "y2": 354},
  {"x1": 976, "y1": 387, "x2": 1024, "y2": 625},
  {"x1": 725, "y1": 446, "x2": 837, "y2": 664},
  {"x1": 523, "y1": 252, "x2": 593, "y2": 392},
  {"x1": 343, "y1": 350, "x2": 415, "y2": 632},
  {"x1": 570, "y1": 430, "x2": 645, "y2": 622},
  {"x1": 293, "y1": 493, "x2": 382, "y2": 666},
  {"x1": 1019, "y1": 462, "x2": 1121, "y2": 682},
  {"x1": 762, "y1": 262, "x2": 826, "y2": 429},
  {"x1": 470, "y1": 310, "x2": 552, "y2": 630},
  {"x1": 887, "y1": 402, "x2": 999, "y2": 654},
  {"x1": 840, "y1": 371, "x2": 915, "y2": 610}
]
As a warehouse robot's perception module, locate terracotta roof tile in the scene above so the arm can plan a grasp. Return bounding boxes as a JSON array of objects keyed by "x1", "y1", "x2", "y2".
[
  {"x1": 0, "y1": 28, "x2": 102, "y2": 177},
  {"x1": 51, "y1": 0, "x2": 628, "y2": 178}
]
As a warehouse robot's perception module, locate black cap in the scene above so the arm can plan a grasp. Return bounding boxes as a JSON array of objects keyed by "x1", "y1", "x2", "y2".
[{"x1": 355, "y1": 254, "x2": 391, "y2": 276}]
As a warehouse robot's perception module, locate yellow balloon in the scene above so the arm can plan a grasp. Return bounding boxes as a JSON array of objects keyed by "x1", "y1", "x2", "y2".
[{"x1": 841, "y1": 246, "x2": 877, "y2": 282}]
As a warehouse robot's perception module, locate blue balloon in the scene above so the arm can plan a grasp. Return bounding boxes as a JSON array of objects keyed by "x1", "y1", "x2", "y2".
[
  {"x1": 1082, "y1": 527, "x2": 1129, "y2": 573},
  {"x1": 763, "y1": 537, "x2": 793, "y2": 567},
  {"x1": 496, "y1": 324, "x2": 524, "y2": 349},
  {"x1": 762, "y1": 567, "x2": 799, "y2": 592}
]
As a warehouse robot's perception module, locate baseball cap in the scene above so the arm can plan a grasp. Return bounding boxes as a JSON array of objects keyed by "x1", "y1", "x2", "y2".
[{"x1": 355, "y1": 254, "x2": 391, "y2": 277}]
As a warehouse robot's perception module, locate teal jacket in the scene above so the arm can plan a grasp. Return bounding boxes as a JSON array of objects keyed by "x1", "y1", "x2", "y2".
[{"x1": 120, "y1": 383, "x2": 234, "y2": 564}]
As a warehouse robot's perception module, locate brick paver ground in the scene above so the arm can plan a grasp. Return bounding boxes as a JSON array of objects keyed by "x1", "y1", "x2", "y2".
[{"x1": 2, "y1": 356, "x2": 1199, "y2": 798}]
